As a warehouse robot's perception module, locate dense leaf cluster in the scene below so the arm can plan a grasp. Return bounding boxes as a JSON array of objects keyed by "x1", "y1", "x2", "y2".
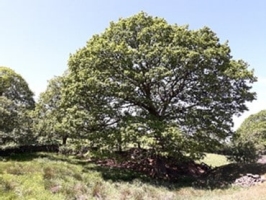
[
  {"x1": 0, "y1": 67, "x2": 35, "y2": 147},
  {"x1": 228, "y1": 110, "x2": 266, "y2": 163}
]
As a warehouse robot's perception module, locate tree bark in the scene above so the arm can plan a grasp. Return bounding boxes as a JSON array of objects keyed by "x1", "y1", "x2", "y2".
[{"x1": 62, "y1": 136, "x2": 68, "y2": 145}]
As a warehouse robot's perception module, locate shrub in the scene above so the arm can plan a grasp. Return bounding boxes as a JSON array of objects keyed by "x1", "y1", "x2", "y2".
[{"x1": 227, "y1": 140, "x2": 259, "y2": 163}]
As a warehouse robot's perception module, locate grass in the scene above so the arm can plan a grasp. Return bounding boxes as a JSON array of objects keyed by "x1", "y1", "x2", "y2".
[
  {"x1": 199, "y1": 153, "x2": 231, "y2": 167},
  {"x1": 0, "y1": 152, "x2": 266, "y2": 199},
  {"x1": 173, "y1": 184, "x2": 266, "y2": 200}
]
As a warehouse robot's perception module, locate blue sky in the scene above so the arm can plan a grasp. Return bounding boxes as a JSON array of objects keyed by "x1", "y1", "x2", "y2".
[{"x1": 0, "y1": 0, "x2": 265, "y2": 129}]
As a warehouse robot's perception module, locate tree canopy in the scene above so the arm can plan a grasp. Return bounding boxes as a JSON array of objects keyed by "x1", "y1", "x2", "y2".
[
  {"x1": 33, "y1": 74, "x2": 74, "y2": 145},
  {"x1": 225, "y1": 110, "x2": 266, "y2": 163},
  {"x1": 0, "y1": 66, "x2": 35, "y2": 108},
  {"x1": 0, "y1": 66, "x2": 35, "y2": 146},
  {"x1": 235, "y1": 110, "x2": 266, "y2": 151},
  {"x1": 62, "y1": 12, "x2": 256, "y2": 157}
]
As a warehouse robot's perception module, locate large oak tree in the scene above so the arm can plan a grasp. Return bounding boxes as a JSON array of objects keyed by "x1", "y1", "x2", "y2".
[{"x1": 63, "y1": 12, "x2": 256, "y2": 157}]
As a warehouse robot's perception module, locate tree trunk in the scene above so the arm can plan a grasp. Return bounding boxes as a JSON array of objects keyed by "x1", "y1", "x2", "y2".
[
  {"x1": 137, "y1": 142, "x2": 141, "y2": 149},
  {"x1": 62, "y1": 136, "x2": 68, "y2": 145},
  {"x1": 117, "y1": 143, "x2": 122, "y2": 152}
]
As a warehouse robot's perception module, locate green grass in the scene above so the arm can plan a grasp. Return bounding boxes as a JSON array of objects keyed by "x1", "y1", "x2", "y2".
[
  {"x1": 199, "y1": 153, "x2": 231, "y2": 167},
  {"x1": 0, "y1": 152, "x2": 266, "y2": 200},
  {"x1": 0, "y1": 153, "x2": 175, "y2": 199}
]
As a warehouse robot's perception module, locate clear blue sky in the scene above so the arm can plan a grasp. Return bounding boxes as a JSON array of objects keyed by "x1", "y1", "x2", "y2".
[{"x1": 1, "y1": 0, "x2": 265, "y2": 129}]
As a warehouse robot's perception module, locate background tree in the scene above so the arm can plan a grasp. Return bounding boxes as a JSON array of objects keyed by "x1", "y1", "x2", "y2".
[
  {"x1": 0, "y1": 66, "x2": 35, "y2": 147},
  {"x1": 63, "y1": 12, "x2": 256, "y2": 158},
  {"x1": 33, "y1": 75, "x2": 71, "y2": 145},
  {"x1": 237, "y1": 110, "x2": 266, "y2": 151},
  {"x1": 228, "y1": 110, "x2": 266, "y2": 163}
]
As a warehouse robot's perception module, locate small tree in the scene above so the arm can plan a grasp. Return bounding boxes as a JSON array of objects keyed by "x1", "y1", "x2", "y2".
[
  {"x1": 229, "y1": 110, "x2": 266, "y2": 162},
  {"x1": 236, "y1": 110, "x2": 266, "y2": 150},
  {"x1": 33, "y1": 75, "x2": 70, "y2": 145}
]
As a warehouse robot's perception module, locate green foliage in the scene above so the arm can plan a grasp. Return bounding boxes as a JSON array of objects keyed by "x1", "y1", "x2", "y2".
[
  {"x1": 236, "y1": 110, "x2": 266, "y2": 151},
  {"x1": 229, "y1": 110, "x2": 266, "y2": 163},
  {"x1": 33, "y1": 74, "x2": 72, "y2": 145},
  {"x1": 62, "y1": 12, "x2": 256, "y2": 157},
  {"x1": 0, "y1": 66, "x2": 35, "y2": 108},
  {"x1": 227, "y1": 140, "x2": 259, "y2": 163},
  {"x1": 0, "y1": 97, "x2": 17, "y2": 136},
  {"x1": 0, "y1": 67, "x2": 35, "y2": 147}
]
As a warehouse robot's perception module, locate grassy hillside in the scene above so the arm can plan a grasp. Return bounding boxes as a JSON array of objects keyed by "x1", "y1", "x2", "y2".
[{"x1": 1, "y1": 153, "x2": 266, "y2": 200}]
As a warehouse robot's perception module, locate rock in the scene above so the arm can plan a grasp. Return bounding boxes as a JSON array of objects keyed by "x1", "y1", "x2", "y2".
[
  {"x1": 257, "y1": 155, "x2": 266, "y2": 164},
  {"x1": 233, "y1": 173, "x2": 265, "y2": 187}
]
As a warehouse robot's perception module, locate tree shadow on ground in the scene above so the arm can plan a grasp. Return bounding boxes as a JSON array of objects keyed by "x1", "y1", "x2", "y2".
[
  {"x1": 84, "y1": 164, "x2": 197, "y2": 189},
  {"x1": 0, "y1": 152, "x2": 46, "y2": 161},
  {"x1": 63, "y1": 153, "x2": 266, "y2": 190},
  {"x1": 78, "y1": 149, "x2": 207, "y2": 189},
  {"x1": 194, "y1": 163, "x2": 266, "y2": 189},
  {"x1": 0, "y1": 144, "x2": 59, "y2": 161}
]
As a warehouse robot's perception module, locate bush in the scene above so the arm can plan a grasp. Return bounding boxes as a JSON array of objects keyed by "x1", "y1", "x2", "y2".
[
  {"x1": 58, "y1": 146, "x2": 74, "y2": 155},
  {"x1": 227, "y1": 140, "x2": 259, "y2": 163}
]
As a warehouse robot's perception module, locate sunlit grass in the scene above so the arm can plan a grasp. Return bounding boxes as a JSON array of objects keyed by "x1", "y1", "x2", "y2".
[
  {"x1": 199, "y1": 153, "x2": 231, "y2": 167},
  {"x1": 175, "y1": 183, "x2": 266, "y2": 200}
]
